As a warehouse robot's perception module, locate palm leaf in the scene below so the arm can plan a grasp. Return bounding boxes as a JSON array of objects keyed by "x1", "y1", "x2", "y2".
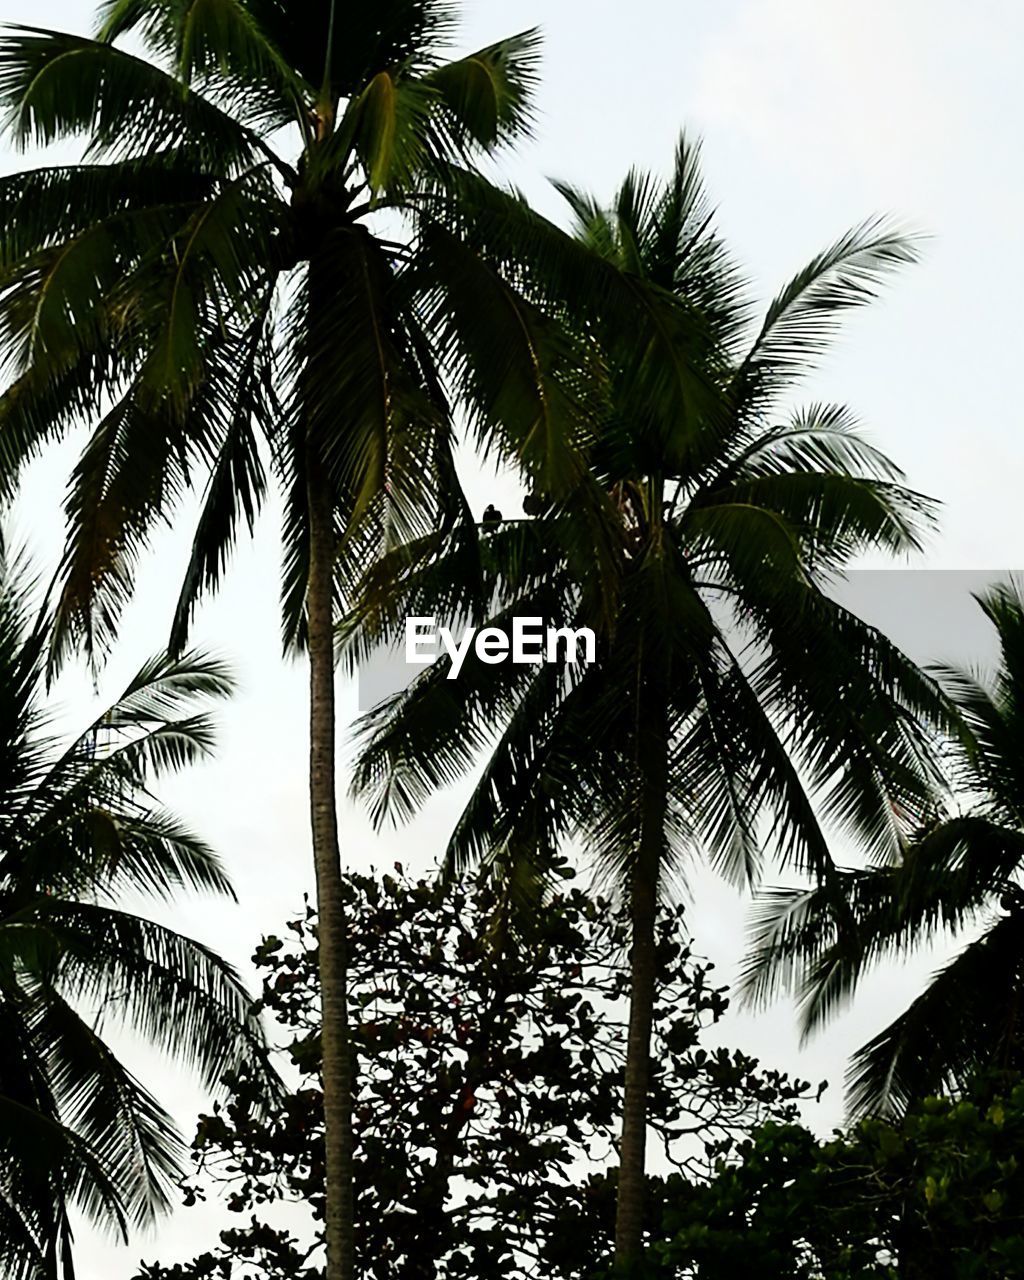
[
  {"x1": 847, "y1": 909, "x2": 1024, "y2": 1115},
  {"x1": 734, "y1": 220, "x2": 921, "y2": 409},
  {"x1": 426, "y1": 29, "x2": 541, "y2": 150},
  {"x1": 0, "y1": 25, "x2": 281, "y2": 174}
]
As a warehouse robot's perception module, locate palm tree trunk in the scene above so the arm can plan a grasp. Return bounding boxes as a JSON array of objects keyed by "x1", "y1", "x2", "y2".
[
  {"x1": 613, "y1": 837, "x2": 659, "y2": 1272},
  {"x1": 307, "y1": 456, "x2": 355, "y2": 1280},
  {"x1": 614, "y1": 702, "x2": 668, "y2": 1276}
]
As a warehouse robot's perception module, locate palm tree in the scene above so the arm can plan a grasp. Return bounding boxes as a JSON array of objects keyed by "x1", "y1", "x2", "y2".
[
  {"x1": 342, "y1": 137, "x2": 951, "y2": 1273},
  {"x1": 0, "y1": 6, "x2": 722, "y2": 1274},
  {"x1": 0, "y1": 542, "x2": 271, "y2": 1278},
  {"x1": 746, "y1": 580, "x2": 1024, "y2": 1118}
]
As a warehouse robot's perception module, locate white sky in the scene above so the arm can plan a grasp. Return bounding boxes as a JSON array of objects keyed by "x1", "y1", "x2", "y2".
[{"x1": 3, "y1": 0, "x2": 1023, "y2": 1273}]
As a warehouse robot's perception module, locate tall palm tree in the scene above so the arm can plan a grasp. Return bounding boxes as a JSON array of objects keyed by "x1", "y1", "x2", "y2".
[
  {"x1": 0, "y1": 6, "x2": 720, "y2": 1274},
  {"x1": 746, "y1": 580, "x2": 1024, "y2": 1118},
  {"x1": 341, "y1": 137, "x2": 951, "y2": 1274},
  {"x1": 0, "y1": 542, "x2": 271, "y2": 1279}
]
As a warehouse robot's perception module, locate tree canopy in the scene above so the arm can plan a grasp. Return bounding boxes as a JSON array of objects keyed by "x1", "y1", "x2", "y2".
[
  {"x1": 131, "y1": 867, "x2": 816, "y2": 1280},
  {"x1": 659, "y1": 1073, "x2": 1024, "y2": 1279}
]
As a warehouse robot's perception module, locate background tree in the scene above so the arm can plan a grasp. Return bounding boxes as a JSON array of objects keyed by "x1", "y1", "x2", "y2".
[
  {"x1": 0, "y1": 9, "x2": 723, "y2": 1273},
  {"x1": 342, "y1": 135, "x2": 951, "y2": 1272},
  {"x1": 747, "y1": 580, "x2": 1024, "y2": 1117},
  {"x1": 657, "y1": 1072, "x2": 1024, "y2": 1279},
  {"x1": 0, "y1": 541, "x2": 272, "y2": 1279},
  {"x1": 130, "y1": 867, "x2": 815, "y2": 1280}
]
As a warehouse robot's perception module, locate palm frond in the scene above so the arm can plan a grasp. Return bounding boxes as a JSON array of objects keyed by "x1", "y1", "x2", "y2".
[
  {"x1": 0, "y1": 1094, "x2": 128, "y2": 1255},
  {"x1": 847, "y1": 908, "x2": 1024, "y2": 1115},
  {"x1": 0, "y1": 25, "x2": 277, "y2": 173},
  {"x1": 47, "y1": 394, "x2": 186, "y2": 676},
  {"x1": 735, "y1": 220, "x2": 921, "y2": 409},
  {"x1": 25, "y1": 986, "x2": 184, "y2": 1229},
  {"x1": 169, "y1": 294, "x2": 274, "y2": 654},
  {"x1": 0, "y1": 157, "x2": 212, "y2": 272},
  {"x1": 42, "y1": 901, "x2": 271, "y2": 1097},
  {"x1": 427, "y1": 29, "x2": 541, "y2": 151}
]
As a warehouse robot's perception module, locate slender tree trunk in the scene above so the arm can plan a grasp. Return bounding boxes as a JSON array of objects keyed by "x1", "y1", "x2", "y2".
[
  {"x1": 614, "y1": 833, "x2": 659, "y2": 1273},
  {"x1": 614, "y1": 699, "x2": 669, "y2": 1276},
  {"x1": 307, "y1": 456, "x2": 355, "y2": 1280}
]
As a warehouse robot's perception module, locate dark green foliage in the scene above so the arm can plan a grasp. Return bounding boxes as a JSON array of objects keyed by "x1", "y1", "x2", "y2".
[
  {"x1": 0, "y1": 1, "x2": 716, "y2": 672},
  {"x1": 658, "y1": 1074, "x2": 1024, "y2": 1279},
  {"x1": 132, "y1": 868, "x2": 814, "y2": 1280},
  {"x1": 98, "y1": 0, "x2": 461, "y2": 101}
]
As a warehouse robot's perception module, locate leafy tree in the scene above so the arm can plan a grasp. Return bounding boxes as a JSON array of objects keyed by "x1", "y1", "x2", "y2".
[
  {"x1": 0, "y1": 542, "x2": 271, "y2": 1279},
  {"x1": 0, "y1": 9, "x2": 722, "y2": 1273},
  {"x1": 342, "y1": 135, "x2": 951, "y2": 1271},
  {"x1": 658, "y1": 1073, "x2": 1024, "y2": 1279},
  {"x1": 131, "y1": 867, "x2": 815, "y2": 1280},
  {"x1": 748, "y1": 580, "x2": 1024, "y2": 1116}
]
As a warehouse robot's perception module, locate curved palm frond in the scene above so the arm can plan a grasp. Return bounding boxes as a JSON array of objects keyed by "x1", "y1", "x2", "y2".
[
  {"x1": 0, "y1": 24, "x2": 280, "y2": 171},
  {"x1": 426, "y1": 29, "x2": 541, "y2": 151},
  {"x1": 733, "y1": 219, "x2": 922, "y2": 413},
  {"x1": 847, "y1": 907, "x2": 1024, "y2": 1116}
]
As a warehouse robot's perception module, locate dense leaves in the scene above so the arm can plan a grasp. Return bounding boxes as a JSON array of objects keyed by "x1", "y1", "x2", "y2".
[
  {"x1": 659, "y1": 1074, "x2": 1024, "y2": 1279},
  {"x1": 0, "y1": 3, "x2": 994, "y2": 1276},
  {"x1": 132, "y1": 868, "x2": 815, "y2": 1280}
]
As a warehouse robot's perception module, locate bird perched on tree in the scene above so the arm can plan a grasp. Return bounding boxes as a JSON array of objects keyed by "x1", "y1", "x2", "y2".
[{"x1": 482, "y1": 504, "x2": 503, "y2": 526}]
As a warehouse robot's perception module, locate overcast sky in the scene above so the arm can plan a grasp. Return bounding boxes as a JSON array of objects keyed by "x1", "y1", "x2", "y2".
[{"x1": 3, "y1": 0, "x2": 1023, "y2": 1273}]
